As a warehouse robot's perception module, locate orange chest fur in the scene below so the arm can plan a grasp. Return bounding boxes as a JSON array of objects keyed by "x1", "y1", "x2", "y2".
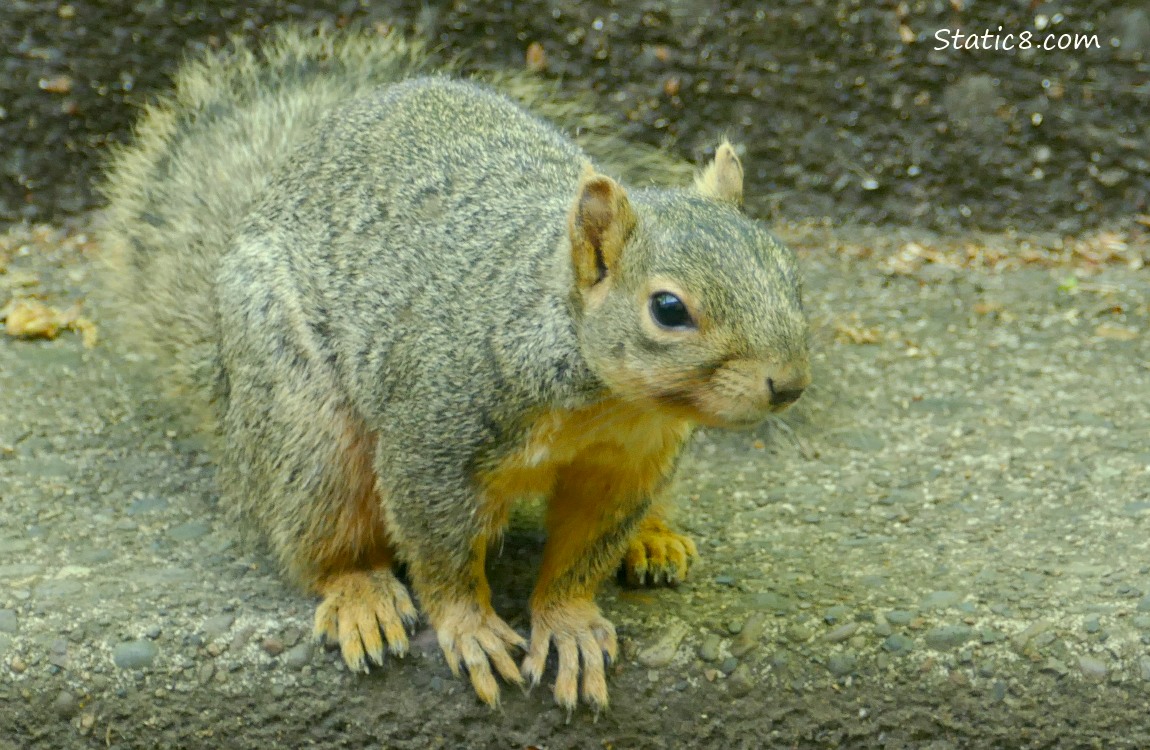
[{"x1": 480, "y1": 398, "x2": 692, "y2": 519}]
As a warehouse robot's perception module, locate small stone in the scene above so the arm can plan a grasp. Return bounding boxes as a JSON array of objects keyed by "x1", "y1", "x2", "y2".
[
  {"x1": 1084, "y1": 615, "x2": 1101, "y2": 634},
  {"x1": 1078, "y1": 655, "x2": 1107, "y2": 682},
  {"x1": 1041, "y1": 658, "x2": 1069, "y2": 677},
  {"x1": 262, "y1": 637, "x2": 285, "y2": 657},
  {"x1": 746, "y1": 591, "x2": 793, "y2": 614},
  {"x1": 824, "y1": 623, "x2": 859, "y2": 643},
  {"x1": 1138, "y1": 656, "x2": 1150, "y2": 682},
  {"x1": 731, "y1": 612, "x2": 768, "y2": 657},
  {"x1": 925, "y1": 625, "x2": 974, "y2": 651},
  {"x1": 0, "y1": 610, "x2": 17, "y2": 633},
  {"x1": 827, "y1": 652, "x2": 856, "y2": 677},
  {"x1": 144, "y1": 624, "x2": 162, "y2": 640},
  {"x1": 126, "y1": 496, "x2": 169, "y2": 515},
  {"x1": 53, "y1": 690, "x2": 78, "y2": 718},
  {"x1": 886, "y1": 610, "x2": 914, "y2": 626},
  {"x1": 728, "y1": 663, "x2": 754, "y2": 696},
  {"x1": 10, "y1": 657, "x2": 27, "y2": 674},
  {"x1": 646, "y1": 669, "x2": 660, "y2": 683},
  {"x1": 882, "y1": 634, "x2": 914, "y2": 654},
  {"x1": 202, "y1": 614, "x2": 235, "y2": 639},
  {"x1": 714, "y1": 575, "x2": 735, "y2": 586},
  {"x1": 168, "y1": 521, "x2": 211, "y2": 542},
  {"x1": 283, "y1": 642, "x2": 313, "y2": 670},
  {"x1": 1011, "y1": 621, "x2": 1051, "y2": 651},
  {"x1": 637, "y1": 620, "x2": 688, "y2": 668},
  {"x1": 823, "y1": 605, "x2": 850, "y2": 625},
  {"x1": 113, "y1": 640, "x2": 158, "y2": 670},
  {"x1": 785, "y1": 624, "x2": 812, "y2": 644},
  {"x1": 1137, "y1": 595, "x2": 1150, "y2": 612},
  {"x1": 719, "y1": 656, "x2": 738, "y2": 675},
  {"x1": 698, "y1": 633, "x2": 722, "y2": 662},
  {"x1": 231, "y1": 626, "x2": 255, "y2": 652},
  {"x1": 919, "y1": 591, "x2": 962, "y2": 611},
  {"x1": 197, "y1": 663, "x2": 215, "y2": 684}
]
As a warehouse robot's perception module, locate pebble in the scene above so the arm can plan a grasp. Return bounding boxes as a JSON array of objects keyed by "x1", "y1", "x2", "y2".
[
  {"x1": 637, "y1": 620, "x2": 688, "y2": 668},
  {"x1": 1137, "y1": 595, "x2": 1150, "y2": 612},
  {"x1": 924, "y1": 625, "x2": 973, "y2": 651},
  {"x1": 0, "y1": 609, "x2": 17, "y2": 633},
  {"x1": 1041, "y1": 658, "x2": 1069, "y2": 677},
  {"x1": 882, "y1": 634, "x2": 914, "y2": 654},
  {"x1": 113, "y1": 640, "x2": 158, "y2": 670},
  {"x1": 824, "y1": 623, "x2": 859, "y2": 643},
  {"x1": 144, "y1": 624, "x2": 162, "y2": 639},
  {"x1": 730, "y1": 612, "x2": 767, "y2": 657},
  {"x1": 823, "y1": 605, "x2": 849, "y2": 625},
  {"x1": 1083, "y1": 615, "x2": 1101, "y2": 634},
  {"x1": 698, "y1": 633, "x2": 721, "y2": 662},
  {"x1": 283, "y1": 642, "x2": 313, "y2": 670},
  {"x1": 202, "y1": 614, "x2": 235, "y2": 639},
  {"x1": 1010, "y1": 621, "x2": 1051, "y2": 651},
  {"x1": 785, "y1": 624, "x2": 812, "y2": 644},
  {"x1": 262, "y1": 637, "x2": 285, "y2": 657},
  {"x1": 1078, "y1": 655, "x2": 1107, "y2": 682},
  {"x1": 719, "y1": 656, "x2": 739, "y2": 675},
  {"x1": 168, "y1": 521, "x2": 211, "y2": 542},
  {"x1": 745, "y1": 591, "x2": 792, "y2": 614},
  {"x1": 919, "y1": 591, "x2": 962, "y2": 611},
  {"x1": 1139, "y1": 656, "x2": 1150, "y2": 682},
  {"x1": 886, "y1": 610, "x2": 914, "y2": 626},
  {"x1": 53, "y1": 690, "x2": 78, "y2": 718},
  {"x1": 827, "y1": 652, "x2": 856, "y2": 677},
  {"x1": 728, "y1": 663, "x2": 754, "y2": 696}
]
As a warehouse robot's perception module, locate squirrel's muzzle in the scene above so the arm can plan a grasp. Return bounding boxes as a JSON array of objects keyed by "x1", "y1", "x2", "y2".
[{"x1": 766, "y1": 362, "x2": 811, "y2": 411}]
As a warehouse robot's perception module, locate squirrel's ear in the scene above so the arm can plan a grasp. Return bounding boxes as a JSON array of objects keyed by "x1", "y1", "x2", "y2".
[
  {"x1": 694, "y1": 139, "x2": 744, "y2": 206},
  {"x1": 568, "y1": 166, "x2": 637, "y2": 290}
]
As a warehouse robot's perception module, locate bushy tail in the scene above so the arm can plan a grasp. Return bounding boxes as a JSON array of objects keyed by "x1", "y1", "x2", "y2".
[{"x1": 99, "y1": 25, "x2": 690, "y2": 428}]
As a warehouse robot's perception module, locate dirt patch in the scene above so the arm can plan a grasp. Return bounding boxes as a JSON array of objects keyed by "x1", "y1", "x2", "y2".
[{"x1": 1, "y1": 1, "x2": 1147, "y2": 231}]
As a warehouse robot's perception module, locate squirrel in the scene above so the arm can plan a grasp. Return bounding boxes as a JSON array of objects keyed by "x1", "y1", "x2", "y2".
[{"x1": 100, "y1": 26, "x2": 811, "y2": 711}]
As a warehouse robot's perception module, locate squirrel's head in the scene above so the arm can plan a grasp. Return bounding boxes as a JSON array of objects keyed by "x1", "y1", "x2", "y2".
[{"x1": 569, "y1": 141, "x2": 811, "y2": 428}]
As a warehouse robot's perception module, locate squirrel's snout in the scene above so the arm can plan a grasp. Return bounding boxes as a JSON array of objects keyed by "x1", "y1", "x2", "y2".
[{"x1": 766, "y1": 365, "x2": 811, "y2": 409}]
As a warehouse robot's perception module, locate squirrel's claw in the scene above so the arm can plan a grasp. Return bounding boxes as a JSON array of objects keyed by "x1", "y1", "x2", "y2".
[
  {"x1": 623, "y1": 519, "x2": 699, "y2": 587},
  {"x1": 313, "y1": 569, "x2": 417, "y2": 671},
  {"x1": 523, "y1": 599, "x2": 616, "y2": 713},
  {"x1": 433, "y1": 600, "x2": 525, "y2": 708}
]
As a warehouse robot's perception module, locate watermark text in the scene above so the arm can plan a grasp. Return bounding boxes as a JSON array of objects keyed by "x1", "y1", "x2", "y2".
[{"x1": 934, "y1": 27, "x2": 1100, "y2": 52}]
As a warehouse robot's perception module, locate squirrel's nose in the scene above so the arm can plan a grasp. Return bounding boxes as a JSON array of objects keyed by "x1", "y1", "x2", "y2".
[{"x1": 767, "y1": 366, "x2": 810, "y2": 408}]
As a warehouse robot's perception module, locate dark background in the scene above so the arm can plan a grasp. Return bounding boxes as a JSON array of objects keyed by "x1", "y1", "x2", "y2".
[{"x1": 2, "y1": 0, "x2": 1148, "y2": 232}]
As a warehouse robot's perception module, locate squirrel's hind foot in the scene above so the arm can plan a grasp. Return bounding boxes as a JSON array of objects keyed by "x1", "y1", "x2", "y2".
[
  {"x1": 622, "y1": 517, "x2": 699, "y2": 587},
  {"x1": 314, "y1": 569, "x2": 418, "y2": 672}
]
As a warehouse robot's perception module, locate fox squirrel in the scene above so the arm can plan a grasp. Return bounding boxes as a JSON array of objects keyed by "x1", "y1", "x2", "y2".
[{"x1": 100, "y1": 26, "x2": 811, "y2": 711}]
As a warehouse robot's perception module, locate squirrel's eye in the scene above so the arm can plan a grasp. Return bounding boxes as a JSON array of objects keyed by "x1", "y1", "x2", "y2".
[{"x1": 649, "y1": 292, "x2": 694, "y2": 330}]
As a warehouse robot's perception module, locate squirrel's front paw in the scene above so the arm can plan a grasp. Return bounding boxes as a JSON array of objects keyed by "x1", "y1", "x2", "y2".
[
  {"x1": 622, "y1": 517, "x2": 699, "y2": 586},
  {"x1": 314, "y1": 569, "x2": 418, "y2": 672},
  {"x1": 522, "y1": 599, "x2": 618, "y2": 712},
  {"x1": 432, "y1": 600, "x2": 526, "y2": 708}
]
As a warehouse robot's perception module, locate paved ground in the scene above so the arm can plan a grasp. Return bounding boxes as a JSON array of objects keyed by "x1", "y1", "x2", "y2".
[
  {"x1": 2, "y1": 2, "x2": 1148, "y2": 746},
  {"x1": 1, "y1": 218, "x2": 1147, "y2": 748}
]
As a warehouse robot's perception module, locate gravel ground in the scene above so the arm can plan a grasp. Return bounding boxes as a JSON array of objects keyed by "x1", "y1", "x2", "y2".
[{"x1": 1, "y1": 218, "x2": 1148, "y2": 748}]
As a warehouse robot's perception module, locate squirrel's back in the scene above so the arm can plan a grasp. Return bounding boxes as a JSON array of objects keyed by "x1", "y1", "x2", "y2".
[{"x1": 100, "y1": 27, "x2": 690, "y2": 422}]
